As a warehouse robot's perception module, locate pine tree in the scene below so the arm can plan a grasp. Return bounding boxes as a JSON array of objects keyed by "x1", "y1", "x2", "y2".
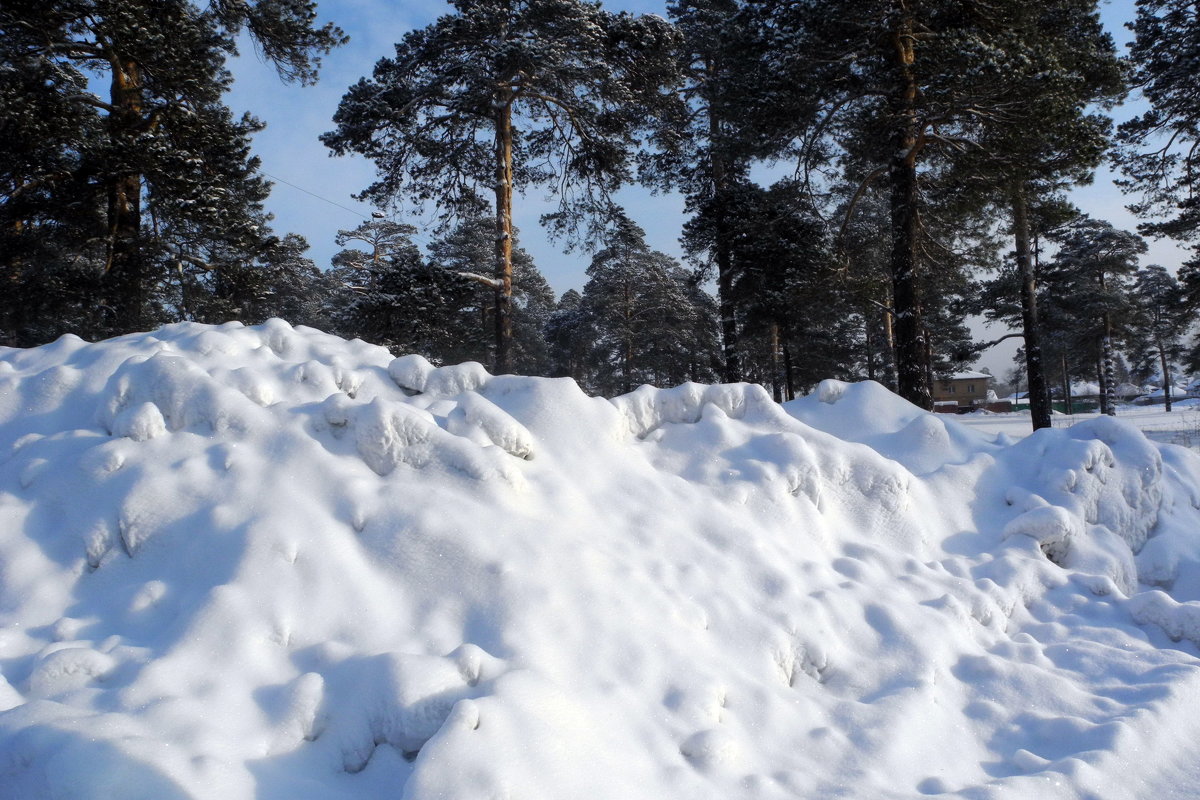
[
  {"x1": 181, "y1": 233, "x2": 331, "y2": 328},
  {"x1": 953, "y1": 0, "x2": 1123, "y2": 430},
  {"x1": 750, "y1": 0, "x2": 1100, "y2": 409},
  {"x1": 1172, "y1": 253, "x2": 1200, "y2": 376},
  {"x1": 546, "y1": 289, "x2": 592, "y2": 382},
  {"x1": 1119, "y1": 0, "x2": 1200, "y2": 242},
  {"x1": 578, "y1": 219, "x2": 718, "y2": 395},
  {"x1": 643, "y1": 0, "x2": 773, "y2": 382},
  {"x1": 1128, "y1": 264, "x2": 1188, "y2": 411},
  {"x1": 683, "y1": 180, "x2": 842, "y2": 400},
  {"x1": 426, "y1": 214, "x2": 555, "y2": 374},
  {"x1": 0, "y1": 22, "x2": 108, "y2": 344},
  {"x1": 1044, "y1": 217, "x2": 1146, "y2": 415},
  {"x1": 327, "y1": 219, "x2": 476, "y2": 356},
  {"x1": 831, "y1": 168, "x2": 994, "y2": 396},
  {"x1": 0, "y1": 0, "x2": 345, "y2": 337},
  {"x1": 322, "y1": 0, "x2": 681, "y2": 374}
]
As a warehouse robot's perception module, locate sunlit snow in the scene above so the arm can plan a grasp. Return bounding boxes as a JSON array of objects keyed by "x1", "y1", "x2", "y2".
[{"x1": 2, "y1": 319, "x2": 1200, "y2": 799}]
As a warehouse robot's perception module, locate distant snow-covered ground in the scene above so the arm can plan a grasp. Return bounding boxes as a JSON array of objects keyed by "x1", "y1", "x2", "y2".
[
  {"x1": 958, "y1": 402, "x2": 1200, "y2": 452},
  {"x1": 2, "y1": 320, "x2": 1200, "y2": 799}
]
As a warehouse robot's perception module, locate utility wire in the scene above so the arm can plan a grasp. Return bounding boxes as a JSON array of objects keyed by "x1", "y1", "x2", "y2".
[
  {"x1": 256, "y1": 167, "x2": 436, "y2": 249},
  {"x1": 258, "y1": 169, "x2": 370, "y2": 221}
]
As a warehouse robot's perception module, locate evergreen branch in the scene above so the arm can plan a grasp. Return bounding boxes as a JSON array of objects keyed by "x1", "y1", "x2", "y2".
[
  {"x1": 456, "y1": 271, "x2": 504, "y2": 289},
  {"x1": 63, "y1": 93, "x2": 120, "y2": 113},
  {"x1": 2, "y1": 171, "x2": 71, "y2": 202},
  {"x1": 980, "y1": 332, "x2": 1024, "y2": 349},
  {"x1": 835, "y1": 166, "x2": 887, "y2": 245}
]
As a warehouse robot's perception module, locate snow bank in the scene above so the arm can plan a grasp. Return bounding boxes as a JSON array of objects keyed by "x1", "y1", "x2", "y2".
[{"x1": 2, "y1": 321, "x2": 1200, "y2": 799}]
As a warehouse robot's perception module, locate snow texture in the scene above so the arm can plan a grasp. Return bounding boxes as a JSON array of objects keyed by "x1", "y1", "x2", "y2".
[{"x1": 2, "y1": 321, "x2": 1200, "y2": 799}]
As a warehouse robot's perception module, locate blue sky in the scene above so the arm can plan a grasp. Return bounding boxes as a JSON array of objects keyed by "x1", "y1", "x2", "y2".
[{"x1": 224, "y1": 0, "x2": 1178, "y2": 377}]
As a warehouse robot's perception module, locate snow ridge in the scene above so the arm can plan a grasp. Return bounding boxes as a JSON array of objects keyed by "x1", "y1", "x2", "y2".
[{"x1": 1, "y1": 321, "x2": 1199, "y2": 800}]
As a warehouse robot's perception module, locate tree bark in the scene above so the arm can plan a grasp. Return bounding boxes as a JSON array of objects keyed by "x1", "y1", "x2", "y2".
[
  {"x1": 104, "y1": 58, "x2": 146, "y2": 334},
  {"x1": 1101, "y1": 323, "x2": 1116, "y2": 417},
  {"x1": 1096, "y1": 352, "x2": 1108, "y2": 415},
  {"x1": 493, "y1": 91, "x2": 515, "y2": 374},
  {"x1": 1011, "y1": 184, "x2": 1052, "y2": 430},
  {"x1": 783, "y1": 340, "x2": 796, "y2": 401},
  {"x1": 882, "y1": 302, "x2": 897, "y2": 392},
  {"x1": 707, "y1": 57, "x2": 741, "y2": 384},
  {"x1": 1061, "y1": 352, "x2": 1073, "y2": 415},
  {"x1": 623, "y1": 283, "x2": 633, "y2": 393},
  {"x1": 888, "y1": 7, "x2": 931, "y2": 409},
  {"x1": 769, "y1": 320, "x2": 783, "y2": 402},
  {"x1": 865, "y1": 314, "x2": 876, "y2": 382},
  {"x1": 1159, "y1": 338, "x2": 1173, "y2": 412}
]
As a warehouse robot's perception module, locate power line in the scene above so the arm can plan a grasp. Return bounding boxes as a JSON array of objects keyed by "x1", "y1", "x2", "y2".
[
  {"x1": 257, "y1": 169, "x2": 369, "y2": 221},
  {"x1": 255, "y1": 167, "x2": 441, "y2": 250}
]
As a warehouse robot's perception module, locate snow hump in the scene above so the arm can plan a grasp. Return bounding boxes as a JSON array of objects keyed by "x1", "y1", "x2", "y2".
[{"x1": 2, "y1": 321, "x2": 1200, "y2": 800}]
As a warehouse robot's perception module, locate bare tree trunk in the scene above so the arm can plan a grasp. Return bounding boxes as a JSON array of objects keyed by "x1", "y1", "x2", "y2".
[
  {"x1": 493, "y1": 91, "x2": 515, "y2": 374},
  {"x1": 1012, "y1": 184, "x2": 1052, "y2": 430},
  {"x1": 888, "y1": 8, "x2": 931, "y2": 410}
]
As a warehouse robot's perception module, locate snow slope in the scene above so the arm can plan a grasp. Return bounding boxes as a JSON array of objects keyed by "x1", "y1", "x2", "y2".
[{"x1": 2, "y1": 320, "x2": 1200, "y2": 799}]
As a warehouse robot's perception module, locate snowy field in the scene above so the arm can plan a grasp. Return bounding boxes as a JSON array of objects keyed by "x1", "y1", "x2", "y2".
[
  {"x1": 958, "y1": 402, "x2": 1200, "y2": 452},
  {"x1": 3, "y1": 320, "x2": 1200, "y2": 799}
]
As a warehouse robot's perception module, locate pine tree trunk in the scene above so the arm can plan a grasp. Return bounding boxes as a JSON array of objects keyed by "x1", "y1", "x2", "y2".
[
  {"x1": 1158, "y1": 337, "x2": 1173, "y2": 412},
  {"x1": 713, "y1": 190, "x2": 740, "y2": 383},
  {"x1": 783, "y1": 340, "x2": 796, "y2": 401},
  {"x1": 865, "y1": 314, "x2": 876, "y2": 382},
  {"x1": 887, "y1": 11, "x2": 931, "y2": 410},
  {"x1": 1102, "y1": 322, "x2": 1116, "y2": 416},
  {"x1": 770, "y1": 320, "x2": 782, "y2": 402},
  {"x1": 1011, "y1": 184, "x2": 1052, "y2": 430},
  {"x1": 1061, "y1": 352, "x2": 1073, "y2": 415},
  {"x1": 623, "y1": 283, "x2": 633, "y2": 393},
  {"x1": 493, "y1": 92, "x2": 515, "y2": 374},
  {"x1": 2, "y1": 241, "x2": 26, "y2": 346},
  {"x1": 882, "y1": 303, "x2": 897, "y2": 392},
  {"x1": 105, "y1": 59, "x2": 146, "y2": 334},
  {"x1": 707, "y1": 58, "x2": 740, "y2": 383},
  {"x1": 1096, "y1": 261, "x2": 1116, "y2": 416}
]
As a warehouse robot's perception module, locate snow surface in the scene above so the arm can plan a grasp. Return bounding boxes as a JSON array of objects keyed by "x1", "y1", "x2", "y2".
[{"x1": 2, "y1": 320, "x2": 1200, "y2": 799}]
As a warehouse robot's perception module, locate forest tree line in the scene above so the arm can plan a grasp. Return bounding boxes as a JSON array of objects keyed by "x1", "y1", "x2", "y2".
[{"x1": 5, "y1": 0, "x2": 1200, "y2": 419}]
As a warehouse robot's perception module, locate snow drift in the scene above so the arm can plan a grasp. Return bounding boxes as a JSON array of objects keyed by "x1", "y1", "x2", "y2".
[{"x1": 2, "y1": 320, "x2": 1200, "y2": 799}]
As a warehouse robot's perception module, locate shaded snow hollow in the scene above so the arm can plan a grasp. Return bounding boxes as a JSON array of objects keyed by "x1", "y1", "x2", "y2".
[{"x1": 2, "y1": 320, "x2": 1200, "y2": 799}]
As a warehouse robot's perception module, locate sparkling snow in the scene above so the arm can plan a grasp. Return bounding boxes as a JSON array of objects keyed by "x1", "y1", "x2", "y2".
[{"x1": 2, "y1": 320, "x2": 1200, "y2": 799}]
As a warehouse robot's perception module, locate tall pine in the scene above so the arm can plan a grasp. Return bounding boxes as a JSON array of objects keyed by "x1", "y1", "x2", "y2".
[
  {"x1": 751, "y1": 0, "x2": 1102, "y2": 408},
  {"x1": 0, "y1": 0, "x2": 344, "y2": 337},
  {"x1": 956, "y1": 0, "x2": 1123, "y2": 430},
  {"x1": 322, "y1": 0, "x2": 680, "y2": 374},
  {"x1": 1120, "y1": 0, "x2": 1200, "y2": 243}
]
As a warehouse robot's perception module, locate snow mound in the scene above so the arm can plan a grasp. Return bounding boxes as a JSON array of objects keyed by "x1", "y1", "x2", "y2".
[
  {"x1": 786, "y1": 378, "x2": 998, "y2": 474},
  {"x1": 2, "y1": 321, "x2": 1200, "y2": 799}
]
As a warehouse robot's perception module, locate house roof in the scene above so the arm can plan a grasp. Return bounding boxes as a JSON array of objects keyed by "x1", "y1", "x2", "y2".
[{"x1": 944, "y1": 371, "x2": 991, "y2": 381}]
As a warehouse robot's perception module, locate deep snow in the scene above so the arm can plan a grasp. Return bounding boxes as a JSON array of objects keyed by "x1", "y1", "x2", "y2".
[{"x1": 2, "y1": 320, "x2": 1200, "y2": 799}]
